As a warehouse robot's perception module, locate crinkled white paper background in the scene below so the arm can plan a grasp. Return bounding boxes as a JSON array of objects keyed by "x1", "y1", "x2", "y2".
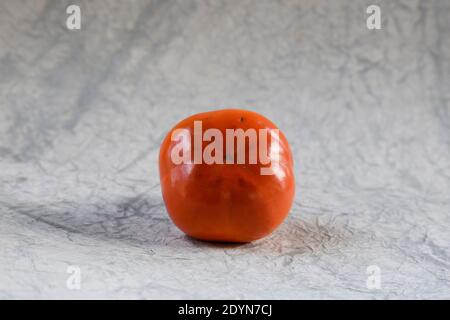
[{"x1": 0, "y1": 0, "x2": 449, "y2": 299}]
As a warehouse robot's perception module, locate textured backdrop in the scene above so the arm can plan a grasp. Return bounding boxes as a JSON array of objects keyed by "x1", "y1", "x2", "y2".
[{"x1": 0, "y1": 0, "x2": 449, "y2": 299}]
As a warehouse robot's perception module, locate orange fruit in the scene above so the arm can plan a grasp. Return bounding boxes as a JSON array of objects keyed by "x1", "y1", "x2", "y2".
[{"x1": 159, "y1": 109, "x2": 295, "y2": 242}]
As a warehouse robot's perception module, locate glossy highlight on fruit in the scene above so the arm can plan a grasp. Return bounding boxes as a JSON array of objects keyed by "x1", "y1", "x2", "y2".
[{"x1": 159, "y1": 109, "x2": 295, "y2": 242}]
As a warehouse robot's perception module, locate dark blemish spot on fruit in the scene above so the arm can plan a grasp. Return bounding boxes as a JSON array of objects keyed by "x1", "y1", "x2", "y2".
[
  {"x1": 211, "y1": 178, "x2": 223, "y2": 187},
  {"x1": 240, "y1": 116, "x2": 244, "y2": 122},
  {"x1": 238, "y1": 177, "x2": 248, "y2": 187}
]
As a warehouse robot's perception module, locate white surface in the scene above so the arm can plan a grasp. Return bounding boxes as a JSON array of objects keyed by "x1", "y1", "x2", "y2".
[{"x1": 0, "y1": 0, "x2": 449, "y2": 299}]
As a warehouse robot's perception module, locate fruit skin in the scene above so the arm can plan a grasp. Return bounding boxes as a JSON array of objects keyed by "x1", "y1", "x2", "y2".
[{"x1": 159, "y1": 109, "x2": 295, "y2": 243}]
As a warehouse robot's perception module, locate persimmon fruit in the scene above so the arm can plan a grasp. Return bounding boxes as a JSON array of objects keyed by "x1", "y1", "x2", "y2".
[{"x1": 159, "y1": 109, "x2": 295, "y2": 242}]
